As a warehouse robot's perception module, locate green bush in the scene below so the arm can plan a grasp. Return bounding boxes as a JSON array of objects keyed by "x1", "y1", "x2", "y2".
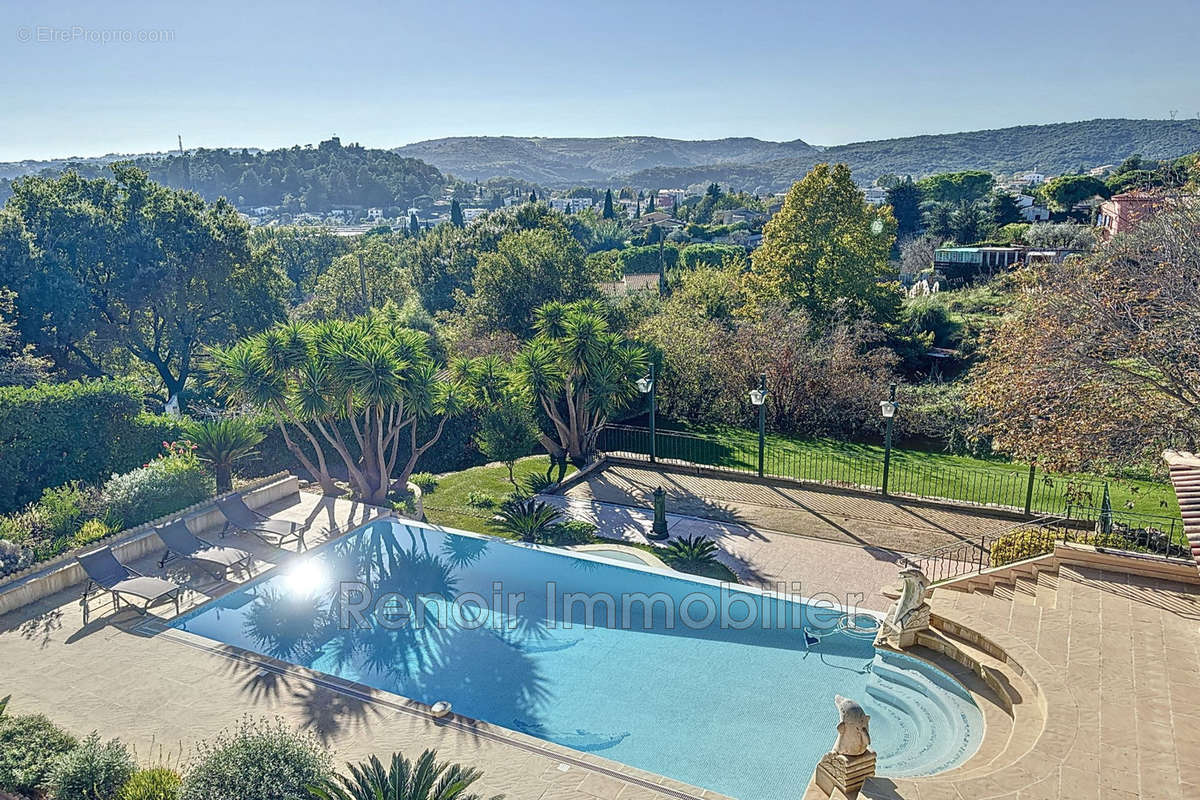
[
  {"x1": 679, "y1": 243, "x2": 746, "y2": 269},
  {"x1": 179, "y1": 716, "x2": 331, "y2": 800},
  {"x1": 120, "y1": 767, "x2": 181, "y2": 800},
  {"x1": 0, "y1": 712, "x2": 79, "y2": 795},
  {"x1": 0, "y1": 380, "x2": 181, "y2": 515},
  {"x1": 47, "y1": 732, "x2": 135, "y2": 800},
  {"x1": 989, "y1": 528, "x2": 1130, "y2": 567},
  {"x1": 101, "y1": 454, "x2": 214, "y2": 530},
  {"x1": 409, "y1": 472, "x2": 438, "y2": 494},
  {"x1": 70, "y1": 518, "x2": 118, "y2": 549},
  {"x1": 545, "y1": 520, "x2": 598, "y2": 545},
  {"x1": 617, "y1": 244, "x2": 680, "y2": 275},
  {"x1": 465, "y1": 491, "x2": 496, "y2": 509}
]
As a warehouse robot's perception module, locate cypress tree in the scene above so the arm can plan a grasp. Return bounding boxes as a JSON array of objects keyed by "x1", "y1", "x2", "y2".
[
  {"x1": 450, "y1": 199, "x2": 465, "y2": 227},
  {"x1": 603, "y1": 189, "x2": 615, "y2": 219},
  {"x1": 409, "y1": 211, "x2": 419, "y2": 236}
]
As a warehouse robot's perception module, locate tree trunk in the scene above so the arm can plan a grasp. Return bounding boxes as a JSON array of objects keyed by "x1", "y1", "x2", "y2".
[{"x1": 214, "y1": 464, "x2": 233, "y2": 494}]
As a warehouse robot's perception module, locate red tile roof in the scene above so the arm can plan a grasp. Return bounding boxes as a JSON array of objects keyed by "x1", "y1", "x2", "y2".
[{"x1": 1165, "y1": 451, "x2": 1200, "y2": 572}]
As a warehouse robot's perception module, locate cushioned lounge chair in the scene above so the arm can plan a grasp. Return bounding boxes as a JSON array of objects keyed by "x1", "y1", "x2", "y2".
[
  {"x1": 156, "y1": 519, "x2": 254, "y2": 578},
  {"x1": 78, "y1": 547, "x2": 182, "y2": 624}
]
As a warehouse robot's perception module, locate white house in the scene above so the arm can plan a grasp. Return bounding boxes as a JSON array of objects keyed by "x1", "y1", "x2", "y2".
[
  {"x1": 367, "y1": 207, "x2": 383, "y2": 221},
  {"x1": 862, "y1": 187, "x2": 888, "y2": 205},
  {"x1": 549, "y1": 197, "x2": 594, "y2": 213},
  {"x1": 1019, "y1": 172, "x2": 1046, "y2": 186},
  {"x1": 463, "y1": 207, "x2": 489, "y2": 222}
]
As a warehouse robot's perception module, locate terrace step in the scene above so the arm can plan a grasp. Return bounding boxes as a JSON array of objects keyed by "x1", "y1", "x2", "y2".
[
  {"x1": 921, "y1": 623, "x2": 1044, "y2": 781},
  {"x1": 1012, "y1": 576, "x2": 1038, "y2": 605},
  {"x1": 1034, "y1": 569, "x2": 1059, "y2": 609}
]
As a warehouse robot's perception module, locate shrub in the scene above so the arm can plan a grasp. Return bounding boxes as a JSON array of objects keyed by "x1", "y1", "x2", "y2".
[
  {"x1": 494, "y1": 497, "x2": 563, "y2": 543},
  {"x1": 545, "y1": 520, "x2": 597, "y2": 546},
  {"x1": 102, "y1": 454, "x2": 214, "y2": 530},
  {"x1": 617, "y1": 244, "x2": 680, "y2": 275},
  {"x1": 71, "y1": 518, "x2": 118, "y2": 549},
  {"x1": 0, "y1": 380, "x2": 181, "y2": 515},
  {"x1": 989, "y1": 528, "x2": 1130, "y2": 567},
  {"x1": 465, "y1": 491, "x2": 496, "y2": 509},
  {"x1": 47, "y1": 732, "x2": 135, "y2": 800},
  {"x1": 679, "y1": 243, "x2": 746, "y2": 269},
  {"x1": 181, "y1": 418, "x2": 264, "y2": 493},
  {"x1": 522, "y1": 472, "x2": 555, "y2": 494},
  {"x1": 663, "y1": 535, "x2": 720, "y2": 570},
  {"x1": 409, "y1": 472, "x2": 438, "y2": 494},
  {"x1": 120, "y1": 767, "x2": 181, "y2": 800},
  {"x1": 37, "y1": 483, "x2": 92, "y2": 539},
  {"x1": 0, "y1": 713, "x2": 79, "y2": 795},
  {"x1": 309, "y1": 749, "x2": 490, "y2": 800},
  {"x1": 179, "y1": 716, "x2": 331, "y2": 800},
  {"x1": 0, "y1": 538, "x2": 35, "y2": 578}
]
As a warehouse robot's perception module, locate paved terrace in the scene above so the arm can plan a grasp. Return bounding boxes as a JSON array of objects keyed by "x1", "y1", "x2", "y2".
[
  {"x1": 563, "y1": 463, "x2": 1015, "y2": 554},
  {"x1": 0, "y1": 492, "x2": 732, "y2": 800}
]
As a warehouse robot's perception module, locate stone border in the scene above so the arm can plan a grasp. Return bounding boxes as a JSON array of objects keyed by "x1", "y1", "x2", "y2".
[{"x1": 0, "y1": 472, "x2": 299, "y2": 616}]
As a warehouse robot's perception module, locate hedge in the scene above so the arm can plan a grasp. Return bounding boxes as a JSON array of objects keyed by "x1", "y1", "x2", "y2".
[
  {"x1": 990, "y1": 527, "x2": 1131, "y2": 568},
  {"x1": 0, "y1": 380, "x2": 181, "y2": 515},
  {"x1": 617, "y1": 244, "x2": 680, "y2": 275},
  {"x1": 679, "y1": 243, "x2": 747, "y2": 269}
]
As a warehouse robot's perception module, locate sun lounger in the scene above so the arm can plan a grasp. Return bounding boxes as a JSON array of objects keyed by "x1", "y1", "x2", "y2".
[
  {"x1": 77, "y1": 547, "x2": 183, "y2": 624},
  {"x1": 215, "y1": 495, "x2": 308, "y2": 550},
  {"x1": 155, "y1": 519, "x2": 254, "y2": 578}
]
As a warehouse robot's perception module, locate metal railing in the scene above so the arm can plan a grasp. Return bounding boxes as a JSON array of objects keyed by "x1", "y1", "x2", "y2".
[
  {"x1": 595, "y1": 424, "x2": 1181, "y2": 540},
  {"x1": 907, "y1": 512, "x2": 1192, "y2": 584}
]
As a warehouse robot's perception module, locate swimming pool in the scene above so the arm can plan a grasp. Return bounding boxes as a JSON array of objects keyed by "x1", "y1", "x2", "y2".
[{"x1": 171, "y1": 519, "x2": 981, "y2": 799}]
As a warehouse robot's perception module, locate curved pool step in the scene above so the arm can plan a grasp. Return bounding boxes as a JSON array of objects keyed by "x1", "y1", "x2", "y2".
[{"x1": 865, "y1": 652, "x2": 983, "y2": 778}]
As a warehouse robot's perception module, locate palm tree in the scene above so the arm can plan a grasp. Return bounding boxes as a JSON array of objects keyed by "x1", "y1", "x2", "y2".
[
  {"x1": 510, "y1": 302, "x2": 647, "y2": 464},
  {"x1": 494, "y1": 497, "x2": 563, "y2": 543},
  {"x1": 309, "y1": 750, "x2": 501, "y2": 800},
  {"x1": 207, "y1": 317, "x2": 466, "y2": 504},
  {"x1": 664, "y1": 535, "x2": 720, "y2": 571},
  {"x1": 182, "y1": 417, "x2": 265, "y2": 493}
]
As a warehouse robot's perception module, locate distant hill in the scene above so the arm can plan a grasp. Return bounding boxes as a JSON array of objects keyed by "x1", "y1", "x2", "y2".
[
  {"x1": 393, "y1": 135, "x2": 818, "y2": 184},
  {"x1": 0, "y1": 138, "x2": 443, "y2": 212},
  {"x1": 398, "y1": 120, "x2": 1200, "y2": 190}
]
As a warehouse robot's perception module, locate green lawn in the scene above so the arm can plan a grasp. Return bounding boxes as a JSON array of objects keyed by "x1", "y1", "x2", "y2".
[
  {"x1": 421, "y1": 455, "x2": 739, "y2": 582},
  {"x1": 601, "y1": 423, "x2": 1180, "y2": 523},
  {"x1": 420, "y1": 455, "x2": 573, "y2": 536}
]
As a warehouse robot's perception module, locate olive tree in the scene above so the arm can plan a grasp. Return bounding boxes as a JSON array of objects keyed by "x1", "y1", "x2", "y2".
[{"x1": 207, "y1": 317, "x2": 465, "y2": 503}]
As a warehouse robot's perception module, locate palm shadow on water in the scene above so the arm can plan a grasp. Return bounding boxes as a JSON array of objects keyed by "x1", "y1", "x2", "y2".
[{"x1": 234, "y1": 521, "x2": 552, "y2": 738}]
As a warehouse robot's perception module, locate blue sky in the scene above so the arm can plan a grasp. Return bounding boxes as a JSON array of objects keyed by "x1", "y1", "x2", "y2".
[{"x1": 3, "y1": 0, "x2": 1199, "y2": 161}]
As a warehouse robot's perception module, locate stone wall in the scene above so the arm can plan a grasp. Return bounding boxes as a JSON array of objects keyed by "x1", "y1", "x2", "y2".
[{"x1": 0, "y1": 473, "x2": 299, "y2": 616}]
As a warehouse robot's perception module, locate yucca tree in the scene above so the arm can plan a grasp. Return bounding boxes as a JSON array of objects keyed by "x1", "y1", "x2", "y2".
[
  {"x1": 309, "y1": 750, "x2": 502, "y2": 800},
  {"x1": 494, "y1": 497, "x2": 563, "y2": 543},
  {"x1": 207, "y1": 316, "x2": 466, "y2": 504},
  {"x1": 510, "y1": 301, "x2": 648, "y2": 463},
  {"x1": 182, "y1": 417, "x2": 265, "y2": 492}
]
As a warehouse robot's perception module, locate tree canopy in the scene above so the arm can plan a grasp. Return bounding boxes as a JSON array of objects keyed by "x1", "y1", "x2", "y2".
[
  {"x1": 749, "y1": 163, "x2": 899, "y2": 321},
  {"x1": 0, "y1": 165, "x2": 286, "y2": 400}
]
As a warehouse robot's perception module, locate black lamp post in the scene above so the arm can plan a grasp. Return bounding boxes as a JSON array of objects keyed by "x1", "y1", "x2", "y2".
[
  {"x1": 637, "y1": 365, "x2": 656, "y2": 463},
  {"x1": 880, "y1": 383, "x2": 898, "y2": 496},
  {"x1": 749, "y1": 373, "x2": 768, "y2": 478}
]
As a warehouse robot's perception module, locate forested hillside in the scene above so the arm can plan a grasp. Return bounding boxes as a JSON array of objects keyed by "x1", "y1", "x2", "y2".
[
  {"x1": 402, "y1": 119, "x2": 1200, "y2": 189},
  {"x1": 0, "y1": 137, "x2": 445, "y2": 212}
]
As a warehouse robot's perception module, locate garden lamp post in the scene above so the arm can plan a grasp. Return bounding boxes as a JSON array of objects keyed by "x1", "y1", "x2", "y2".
[
  {"x1": 880, "y1": 383, "x2": 898, "y2": 496},
  {"x1": 637, "y1": 365, "x2": 656, "y2": 463},
  {"x1": 749, "y1": 373, "x2": 768, "y2": 478}
]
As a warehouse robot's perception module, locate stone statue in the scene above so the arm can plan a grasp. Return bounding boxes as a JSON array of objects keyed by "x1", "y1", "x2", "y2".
[
  {"x1": 815, "y1": 695, "x2": 877, "y2": 796},
  {"x1": 879, "y1": 567, "x2": 931, "y2": 648},
  {"x1": 833, "y1": 695, "x2": 871, "y2": 756}
]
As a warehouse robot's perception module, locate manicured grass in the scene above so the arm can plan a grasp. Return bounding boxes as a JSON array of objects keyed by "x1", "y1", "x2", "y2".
[
  {"x1": 606, "y1": 422, "x2": 1180, "y2": 522},
  {"x1": 421, "y1": 455, "x2": 575, "y2": 537},
  {"x1": 422, "y1": 455, "x2": 740, "y2": 582}
]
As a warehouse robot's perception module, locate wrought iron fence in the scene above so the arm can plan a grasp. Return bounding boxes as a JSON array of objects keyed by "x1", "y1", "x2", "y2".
[
  {"x1": 907, "y1": 512, "x2": 1191, "y2": 584},
  {"x1": 595, "y1": 425, "x2": 1181, "y2": 541}
]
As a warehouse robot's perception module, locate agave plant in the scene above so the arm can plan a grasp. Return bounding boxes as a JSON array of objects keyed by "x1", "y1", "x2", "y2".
[
  {"x1": 309, "y1": 750, "x2": 501, "y2": 800},
  {"x1": 664, "y1": 535, "x2": 720, "y2": 571},
  {"x1": 493, "y1": 497, "x2": 563, "y2": 543},
  {"x1": 182, "y1": 417, "x2": 265, "y2": 493}
]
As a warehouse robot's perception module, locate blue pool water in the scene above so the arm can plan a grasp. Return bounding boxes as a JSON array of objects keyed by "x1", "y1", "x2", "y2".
[{"x1": 171, "y1": 520, "x2": 981, "y2": 799}]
